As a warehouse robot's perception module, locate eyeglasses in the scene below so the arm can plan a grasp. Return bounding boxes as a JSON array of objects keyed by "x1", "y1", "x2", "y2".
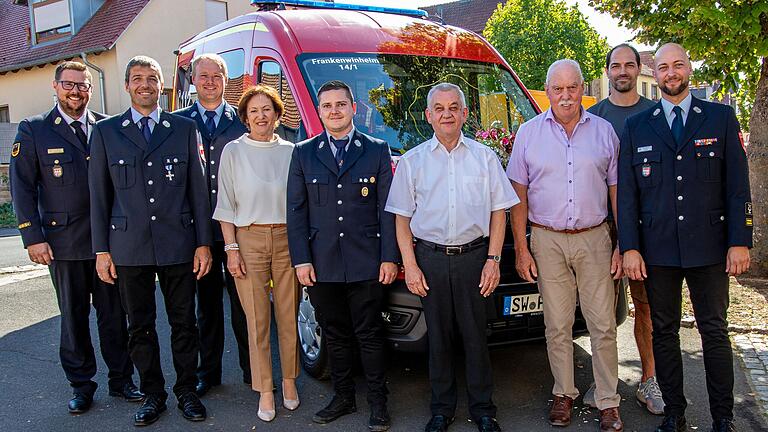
[{"x1": 57, "y1": 80, "x2": 92, "y2": 92}]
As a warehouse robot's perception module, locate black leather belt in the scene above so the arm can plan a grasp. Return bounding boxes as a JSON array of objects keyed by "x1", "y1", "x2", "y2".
[{"x1": 415, "y1": 237, "x2": 488, "y2": 256}]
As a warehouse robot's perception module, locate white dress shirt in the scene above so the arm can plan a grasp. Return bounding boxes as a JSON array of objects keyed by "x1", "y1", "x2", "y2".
[
  {"x1": 660, "y1": 92, "x2": 692, "y2": 128},
  {"x1": 326, "y1": 127, "x2": 355, "y2": 156},
  {"x1": 385, "y1": 134, "x2": 519, "y2": 245}
]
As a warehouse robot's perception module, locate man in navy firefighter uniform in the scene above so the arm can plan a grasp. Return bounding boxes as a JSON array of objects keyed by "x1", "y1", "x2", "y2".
[
  {"x1": 618, "y1": 43, "x2": 752, "y2": 432},
  {"x1": 9, "y1": 61, "x2": 140, "y2": 414},
  {"x1": 173, "y1": 53, "x2": 251, "y2": 396},
  {"x1": 287, "y1": 80, "x2": 399, "y2": 431},
  {"x1": 89, "y1": 56, "x2": 213, "y2": 427}
]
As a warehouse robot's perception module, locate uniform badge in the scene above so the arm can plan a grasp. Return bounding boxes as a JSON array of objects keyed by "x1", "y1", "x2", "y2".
[
  {"x1": 363, "y1": 178, "x2": 369, "y2": 183},
  {"x1": 18, "y1": 221, "x2": 31, "y2": 229},
  {"x1": 163, "y1": 120, "x2": 171, "y2": 128},
  {"x1": 637, "y1": 146, "x2": 652, "y2": 153},
  {"x1": 653, "y1": 108, "x2": 661, "y2": 116},
  {"x1": 54, "y1": 117, "x2": 62, "y2": 125},
  {"x1": 165, "y1": 164, "x2": 175, "y2": 181},
  {"x1": 369, "y1": 176, "x2": 375, "y2": 184},
  {"x1": 122, "y1": 119, "x2": 131, "y2": 127},
  {"x1": 224, "y1": 111, "x2": 232, "y2": 119},
  {"x1": 318, "y1": 141, "x2": 325, "y2": 149},
  {"x1": 47, "y1": 148, "x2": 64, "y2": 154},
  {"x1": 641, "y1": 164, "x2": 651, "y2": 177},
  {"x1": 746, "y1": 202, "x2": 753, "y2": 216},
  {"x1": 11, "y1": 142, "x2": 20, "y2": 158},
  {"x1": 354, "y1": 140, "x2": 362, "y2": 148},
  {"x1": 191, "y1": 111, "x2": 197, "y2": 118},
  {"x1": 694, "y1": 138, "x2": 717, "y2": 147},
  {"x1": 693, "y1": 106, "x2": 702, "y2": 114},
  {"x1": 361, "y1": 186, "x2": 369, "y2": 197},
  {"x1": 52, "y1": 164, "x2": 63, "y2": 178},
  {"x1": 739, "y1": 131, "x2": 746, "y2": 153},
  {"x1": 746, "y1": 217, "x2": 753, "y2": 227}
]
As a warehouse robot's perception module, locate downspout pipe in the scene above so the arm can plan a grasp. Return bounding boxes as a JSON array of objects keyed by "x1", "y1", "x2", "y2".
[{"x1": 80, "y1": 52, "x2": 106, "y2": 113}]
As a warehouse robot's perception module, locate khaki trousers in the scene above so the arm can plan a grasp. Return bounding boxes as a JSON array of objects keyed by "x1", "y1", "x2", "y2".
[
  {"x1": 235, "y1": 225, "x2": 300, "y2": 393},
  {"x1": 530, "y1": 223, "x2": 621, "y2": 409}
]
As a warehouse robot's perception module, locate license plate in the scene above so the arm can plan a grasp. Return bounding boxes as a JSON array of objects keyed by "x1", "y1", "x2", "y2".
[{"x1": 503, "y1": 293, "x2": 543, "y2": 316}]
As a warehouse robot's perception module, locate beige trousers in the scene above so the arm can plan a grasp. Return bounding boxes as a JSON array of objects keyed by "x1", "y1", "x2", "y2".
[
  {"x1": 530, "y1": 223, "x2": 621, "y2": 409},
  {"x1": 235, "y1": 224, "x2": 300, "y2": 393}
]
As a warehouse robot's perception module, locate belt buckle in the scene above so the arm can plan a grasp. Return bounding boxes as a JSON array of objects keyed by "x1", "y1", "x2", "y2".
[{"x1": 445, "y1": 246, "x2": 462, "y2": 255}]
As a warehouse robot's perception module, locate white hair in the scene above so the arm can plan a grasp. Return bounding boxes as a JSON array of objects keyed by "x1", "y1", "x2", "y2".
[
  {"x1": 545, "y1": 59, "x2": 584, "y2": 86},
  {"x1": 426, "y1": 83, "x2": 467, "y2": 109}
]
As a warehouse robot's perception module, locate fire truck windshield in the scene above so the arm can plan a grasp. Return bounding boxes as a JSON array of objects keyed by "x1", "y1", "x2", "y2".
[{"x1": 298, "y1": 53, "x2": 538, "y2": 151}]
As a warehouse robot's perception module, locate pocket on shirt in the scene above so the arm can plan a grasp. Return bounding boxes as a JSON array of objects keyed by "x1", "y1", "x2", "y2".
[
  {"x1": 41, "y1": 154, "x2": 75, "y2": 187},
  {"x1": 695, "y1": 146, "x2": 723, "y2": 183},
  {"x1": 462, "y1": 175, "x2": 488, "y2": 206},
  {"x1": 108, "y1": 155, "x2": 136, "y2": 189},
  {"x1": 632, "y1": 152, "x2": 661, "y2": 188}
]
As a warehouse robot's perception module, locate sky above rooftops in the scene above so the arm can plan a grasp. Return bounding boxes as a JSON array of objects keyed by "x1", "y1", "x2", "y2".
[{"x1": 337, "y1": 0, "x2": 654, "y2": 51}]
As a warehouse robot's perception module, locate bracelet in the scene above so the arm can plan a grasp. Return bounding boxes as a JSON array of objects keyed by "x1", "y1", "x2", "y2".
[{"x1": 224, "y1": 243, "x2": 239, "y2": 252}]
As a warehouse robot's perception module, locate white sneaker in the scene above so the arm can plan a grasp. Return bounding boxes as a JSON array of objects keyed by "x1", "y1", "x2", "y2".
[
  {"x1": 582, "y1": 382, "x2": 597, "y2": 408},
  {"x1": 637, "y1": 376, "x2": 665, "y2": 415}
]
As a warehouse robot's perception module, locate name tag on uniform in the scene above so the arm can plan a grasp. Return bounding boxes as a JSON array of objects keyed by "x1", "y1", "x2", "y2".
[
  {"x1": 47, "y1": 148, "x2": 64, "y2": 154},
  {"x1": 694, "y1": 138, "x2": 717, "y2": 147},
  {"x1": 637, "y1": 146, "x2": 653, "y2": 153}
]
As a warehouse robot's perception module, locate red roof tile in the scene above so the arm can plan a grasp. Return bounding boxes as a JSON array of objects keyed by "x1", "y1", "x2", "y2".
[
  {"x1": 421, "y1": 0, "x2": 501, "y2": 34},
  {"x1": 0, "y1": 0, "x2": 150, "y2": 73}
]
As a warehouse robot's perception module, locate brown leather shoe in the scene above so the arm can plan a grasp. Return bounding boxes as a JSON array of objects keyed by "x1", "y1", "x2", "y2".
[
  {"x1": 599, "y1": 407, "x2": 624, "y2": 431},
  {"x1": 549, "y1": 395, "x2": 574, "y2": 427}
]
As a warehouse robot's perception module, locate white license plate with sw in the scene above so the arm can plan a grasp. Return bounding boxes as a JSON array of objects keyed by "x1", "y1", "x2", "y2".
[{"x1": 503, "y1": 293, "x2": 543, "y2": 316}]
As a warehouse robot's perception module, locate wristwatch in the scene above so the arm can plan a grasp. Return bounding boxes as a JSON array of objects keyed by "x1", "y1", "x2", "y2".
[{"x1": 487, "y1": 255, "x2": 501, "y2": 263}]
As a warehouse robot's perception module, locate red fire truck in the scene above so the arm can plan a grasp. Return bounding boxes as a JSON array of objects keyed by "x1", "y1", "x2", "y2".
[{"x1": 172, "y1": 0, "x2": 627, "y2": 379}]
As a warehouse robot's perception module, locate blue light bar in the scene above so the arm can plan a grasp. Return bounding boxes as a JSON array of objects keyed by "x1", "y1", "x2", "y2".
[{"x1": 251, "y1": 0, "x2": 428, "y2": 18}]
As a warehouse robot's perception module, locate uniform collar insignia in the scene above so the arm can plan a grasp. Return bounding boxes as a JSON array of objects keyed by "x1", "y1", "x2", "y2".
[
  {"x1": 224, "y1": 111, "x2": 232, "y2": 119},
  {"x1": 354, "y1": 139, "x2": 362, "y2": 147},
  {"x1": 693, "y1": 106, "x2": 702, "y2": 114},
  {"x1": 652, "y1": 108, "x2": 661, "y2": 116},
  {"x1": 318, "y1": 140, "x2": 325, "y2": 149},
  {"x1": 121, "y1": 119, "x2": 131, "y2": 127},
  {"x1": 54, "y1": 117, "x2": 62, "y2": 125},
  {"x1": 191, "y1": 111, "x2": 197, "y2": 118},
  {"x1": 162, "y1": 120, "x2": 171, "y2": 128}
]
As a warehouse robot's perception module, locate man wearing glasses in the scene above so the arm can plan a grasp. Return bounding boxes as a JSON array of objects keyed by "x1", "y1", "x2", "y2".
[{"x1": 9, "y1": 61, "x2": 141, "y2": 414}]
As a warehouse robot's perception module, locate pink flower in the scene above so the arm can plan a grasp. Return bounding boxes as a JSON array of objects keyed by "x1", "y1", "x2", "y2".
[
  {"x1": 489, "y1": 128, "x2": 498, "y2": 139},
  {"x1": 501, "y1": 137, "x2": 510, "y2": 146}
]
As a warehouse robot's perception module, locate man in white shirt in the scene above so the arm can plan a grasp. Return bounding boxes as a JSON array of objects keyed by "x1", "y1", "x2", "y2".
[{"x1": 385, "y1": 83, "x2": 519, "y2": 432}]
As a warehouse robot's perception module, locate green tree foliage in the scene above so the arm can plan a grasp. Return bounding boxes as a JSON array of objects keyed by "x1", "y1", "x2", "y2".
[
  {"x1": 589, "y1": 0, "x2": 768, "y2": 130},
  {"x1": 589, "y1": 0, "x2": 768, "y2": 275},
  {"x1": 483, "y1": 0, "x2": 609, "y2": 90}
]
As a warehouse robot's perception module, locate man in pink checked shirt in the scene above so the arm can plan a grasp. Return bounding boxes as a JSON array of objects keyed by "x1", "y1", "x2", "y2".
[{"x1": 507, "y1": 59, "x2": 624, "y2": 432}]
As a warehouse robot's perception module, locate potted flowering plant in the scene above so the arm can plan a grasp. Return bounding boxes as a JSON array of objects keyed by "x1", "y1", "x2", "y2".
[{"x1": 474, "y1": 120, "x2": 516, "y2": 168}]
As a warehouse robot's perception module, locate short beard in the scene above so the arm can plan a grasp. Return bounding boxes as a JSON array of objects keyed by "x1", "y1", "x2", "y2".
[
  {"x1": 57, "y1": 96, "x2": 87, "y2": 118},
  {"x1": 660, "y1": 78, "x2": 689, "y2": 97},
  {"x1": 610, "y1": 80, "x2": 634, "y2": 93}
]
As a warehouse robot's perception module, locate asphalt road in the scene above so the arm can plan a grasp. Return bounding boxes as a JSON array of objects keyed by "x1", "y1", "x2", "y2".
[{"x1": 0, "y1": 236, "x2": 765, "y2": 432}]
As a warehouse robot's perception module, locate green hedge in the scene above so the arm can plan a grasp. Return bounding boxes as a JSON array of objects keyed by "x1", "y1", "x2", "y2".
[{"x1": 0, "y1": 202, "x2": 16, "y2": 228}]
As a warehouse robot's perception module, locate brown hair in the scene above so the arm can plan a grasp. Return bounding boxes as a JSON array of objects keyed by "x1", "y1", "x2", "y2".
[
  {"x1": 55, "y1": 61, "x2": 92, "y2": 82},
  {"x1": 237, "y1": 85, "x2": 285, "y2": 128}
]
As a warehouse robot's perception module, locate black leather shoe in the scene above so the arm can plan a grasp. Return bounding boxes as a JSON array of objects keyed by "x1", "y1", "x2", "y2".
[
  {"x1": 194, "y1": 380, "x2": 218, "y2": 397},
  {"x1": 425, "y1": 415, "x2": 455, "y2": 432},
  {"x1": 711, "y1": 418, "x2": 736, "y2": 432},
  {"x1": 655, "y1": 415, "x2": 686, "y2": 432},
  {"x1": 68, "y1": 393, "x2": 92, "y2": 414},
  {"x1": 312, "y1": 395, "x2": 357, "y2": 424},
  {"x1": 177, "y1": 392, "x2": 206, "y2": 422},
  {"x1": 476, "y1": 416, "x2": 501, "y2": 432},
  {"x1": 369, "y1": 404, "x2": 391, "y2": 431},
  {"x1": 134, "y1": 394, "x2": 167, "y2": 426},
  {"x1": 109, "y1": 382, "x2": 144, "y2": 402}
]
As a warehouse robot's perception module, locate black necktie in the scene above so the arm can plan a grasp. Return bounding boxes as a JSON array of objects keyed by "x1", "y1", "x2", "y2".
[
  {"x1": 671, "y1": 105, "x2": 684, "y2": 147},
  {"x1": 70, "y1": 120, "x2": 88, "y2": 148},
  {"x1": 205, "y1": 110, "x2": 217, "y2": 136},
  {"x1": 331, "y1": 136, "x2": 349, "y2": 167},
  {"x1": 140, "y1": 116, "x2": 152, "y2": 144}
]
